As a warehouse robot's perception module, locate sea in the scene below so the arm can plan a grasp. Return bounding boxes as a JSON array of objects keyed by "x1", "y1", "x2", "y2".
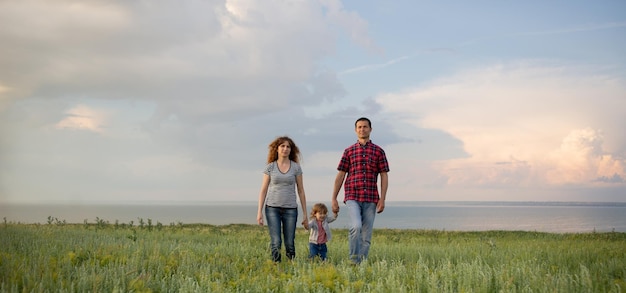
[{"x1": 1, "y1": 201, "x2": 625, "y2": 233}]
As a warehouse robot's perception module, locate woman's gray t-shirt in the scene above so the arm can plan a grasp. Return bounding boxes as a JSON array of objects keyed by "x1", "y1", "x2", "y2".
[{"x1": 263, "y1": 161, "x2": 302, "y2": 208}]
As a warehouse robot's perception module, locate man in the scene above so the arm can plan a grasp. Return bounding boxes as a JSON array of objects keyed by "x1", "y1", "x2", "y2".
[{"x1": 331, "y1": 117, "x2": 389, "y2": 264}]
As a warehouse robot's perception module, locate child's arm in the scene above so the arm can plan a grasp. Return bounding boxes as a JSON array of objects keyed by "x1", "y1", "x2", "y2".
[{"x1": 327, "y1": 212, "x2": 338, "y2": 223}]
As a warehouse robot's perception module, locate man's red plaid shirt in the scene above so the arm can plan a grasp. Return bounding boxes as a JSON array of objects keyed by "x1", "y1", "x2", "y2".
[{"x1": 337, "y1": 140, "x2": 390, "y2": 203}]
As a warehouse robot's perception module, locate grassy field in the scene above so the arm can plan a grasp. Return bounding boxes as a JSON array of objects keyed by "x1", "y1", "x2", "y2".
[{"x1": 1, "y1": 219, "x2": 625, "y2": 292}]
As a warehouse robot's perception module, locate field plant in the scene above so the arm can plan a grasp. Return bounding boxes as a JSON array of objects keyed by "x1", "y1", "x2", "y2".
[{"x1": 1, "y1": 220, "x2": 625, "y2": 292}]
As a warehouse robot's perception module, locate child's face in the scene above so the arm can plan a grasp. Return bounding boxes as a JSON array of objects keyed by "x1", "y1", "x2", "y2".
[{"x1": 314, "y1": 211, "x2": 327, "y2": 221}]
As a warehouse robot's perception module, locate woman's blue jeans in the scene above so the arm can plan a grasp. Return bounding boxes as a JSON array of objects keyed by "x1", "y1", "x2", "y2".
[
  {"x1": 346, "y1": 200, "x2": 376, "y2": 263},
  {"x1": 265, "y1": 206, "x2": 298, "y2": 262}
]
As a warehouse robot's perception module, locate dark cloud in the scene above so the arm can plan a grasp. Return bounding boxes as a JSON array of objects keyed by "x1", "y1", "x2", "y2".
[{"x1": 595, "y1": 174, "x2": 624, "y2": 184}]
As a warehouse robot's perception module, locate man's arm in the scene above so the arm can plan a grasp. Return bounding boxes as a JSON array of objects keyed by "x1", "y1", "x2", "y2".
[
  {"x1": 331, "y1": 171, "x2": 346, "y2": 214},
  {"x1": 377, "y1": 172, "x2": 388, "y2": 213}
]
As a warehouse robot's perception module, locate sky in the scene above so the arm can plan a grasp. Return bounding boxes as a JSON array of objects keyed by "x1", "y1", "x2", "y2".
[{"x1": 1, "y1": 0, "x2": 625, "y2": 204}]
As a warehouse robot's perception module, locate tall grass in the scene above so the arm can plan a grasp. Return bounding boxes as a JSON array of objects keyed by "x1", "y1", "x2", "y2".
[{"x1": 1, "y1": 220, "x2": 625, "y2": 292}]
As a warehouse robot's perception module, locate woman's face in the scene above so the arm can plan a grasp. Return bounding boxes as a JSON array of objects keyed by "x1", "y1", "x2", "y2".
[{"x1": 277, "y1": 141, "x2": 291, "y2": 157}]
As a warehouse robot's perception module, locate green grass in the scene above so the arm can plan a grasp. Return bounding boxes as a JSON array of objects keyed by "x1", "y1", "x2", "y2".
[{"x1": 1, "y1": 220, "x2": 625, "y2": 292}]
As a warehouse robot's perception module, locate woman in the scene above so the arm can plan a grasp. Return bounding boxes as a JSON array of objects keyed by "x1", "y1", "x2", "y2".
[{"x1": 257, "y1": 136, "x2": 309, "y2": 262}]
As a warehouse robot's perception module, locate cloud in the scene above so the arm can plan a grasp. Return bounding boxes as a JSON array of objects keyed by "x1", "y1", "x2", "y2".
[
  {"x1": 319, "y1": 0, "x2": 380, "y2": 53},
  {"x1": 0, "y1": 0, "x2": 378, "y2": 150},
  {"x1": 55, "y1": 105, "x2": 106, "y2": 133},
  {"x1": 545, "y1": 128, "x2": 625, "y2": 185},
  {"x1": 4, "y1": 1, "x2": 623, "y2": 204},
  {"x1": 0, "y1": 1, "x2": 343, "y2": 114},
  {"x1": 516, "y1": 21, "x2": 626, "y2": 37},
  {"x1": 340, "y1": 55, "x2": 410, "y2": 75},
  {"x1": 595, "y1": 174, "x2": 624, "y2": 183},
  {"x1": 460, "y1": 21, "x2": 626, "y2": 47},
  {"x1": 338, "y1": 48, "x2": 457, "y2": 76},
  {"x1": 0, "y1": 1, "x2": 405, "y2": 203},
  {"x1": 379, "y1": 61, "x2": 626, "y2": 189}
]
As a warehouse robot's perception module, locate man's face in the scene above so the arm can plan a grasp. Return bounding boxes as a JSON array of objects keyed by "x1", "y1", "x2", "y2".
[{"x1": 355, "y1": 120, "x2": 371, "y2": 140}]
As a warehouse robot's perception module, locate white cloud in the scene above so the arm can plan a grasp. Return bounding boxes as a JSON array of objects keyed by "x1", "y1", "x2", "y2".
[
  {"x1": 319, "y1": 0, "x2": 380, "y2": 53},
  {"x1": 0, "y1": 1, "x2": 343, "y2": 115},
  {"x1": 0, "y1": 1, "x2": 383, "y2": 203},
  {"x1": 3, "y1": 1, "x2": 624, "y2": 204},
  {"x1": 547, "y1": 128, "x2": 625, "y2": 185},
  {"x1": 379, "y1": 61, "x2": 626, "y2": 189},
  {"x1": 55, "y1": 105, "x2": 106, "y2": 133}
]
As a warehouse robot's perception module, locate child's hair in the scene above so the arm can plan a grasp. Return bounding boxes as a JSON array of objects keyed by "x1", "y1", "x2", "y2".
[{"x1": 310, "y1": 203, "x2": 328, "y2": 218}]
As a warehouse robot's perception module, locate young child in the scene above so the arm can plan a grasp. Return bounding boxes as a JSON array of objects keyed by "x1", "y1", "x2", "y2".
[{"x1": 308, "y1": 203, "x2": 338, "y2": 261}]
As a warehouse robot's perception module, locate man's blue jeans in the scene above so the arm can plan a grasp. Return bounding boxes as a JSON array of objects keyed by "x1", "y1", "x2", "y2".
[
  {"x1": 265, "y1": 206, "x2": 298, "y2": 262},
  {"x1": 346, "y1": 200, "x2": 376, "y2": 263}
]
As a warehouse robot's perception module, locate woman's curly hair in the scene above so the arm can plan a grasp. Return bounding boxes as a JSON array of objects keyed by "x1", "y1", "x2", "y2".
[{"x1": 267, "y1": 136, "x2": 301, "y2": 164}]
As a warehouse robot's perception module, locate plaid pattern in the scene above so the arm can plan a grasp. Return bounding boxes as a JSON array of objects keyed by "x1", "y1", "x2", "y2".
[{"x1": 337, "y1": 141, "x2": 389, "y2": 203}]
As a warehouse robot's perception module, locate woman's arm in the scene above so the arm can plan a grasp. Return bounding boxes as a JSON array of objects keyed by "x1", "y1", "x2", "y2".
[
  {"x1": 295, "y1": 174, "x2": 309, "y2": 230},
  {"x1": 257, "y1": 174, "x2": 270, "y2": 225}
]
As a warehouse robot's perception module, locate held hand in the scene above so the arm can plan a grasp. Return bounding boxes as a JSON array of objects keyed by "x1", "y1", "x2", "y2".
[
  {"x1": 302, "y1": 219, "x2": 309, "y2": 230},
  {"x1": 376, "y1": 200, "x2": 385, "y2": 214},
  {"x1": 331, "y1": 198, "x2": 340, "y2": 214}
]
